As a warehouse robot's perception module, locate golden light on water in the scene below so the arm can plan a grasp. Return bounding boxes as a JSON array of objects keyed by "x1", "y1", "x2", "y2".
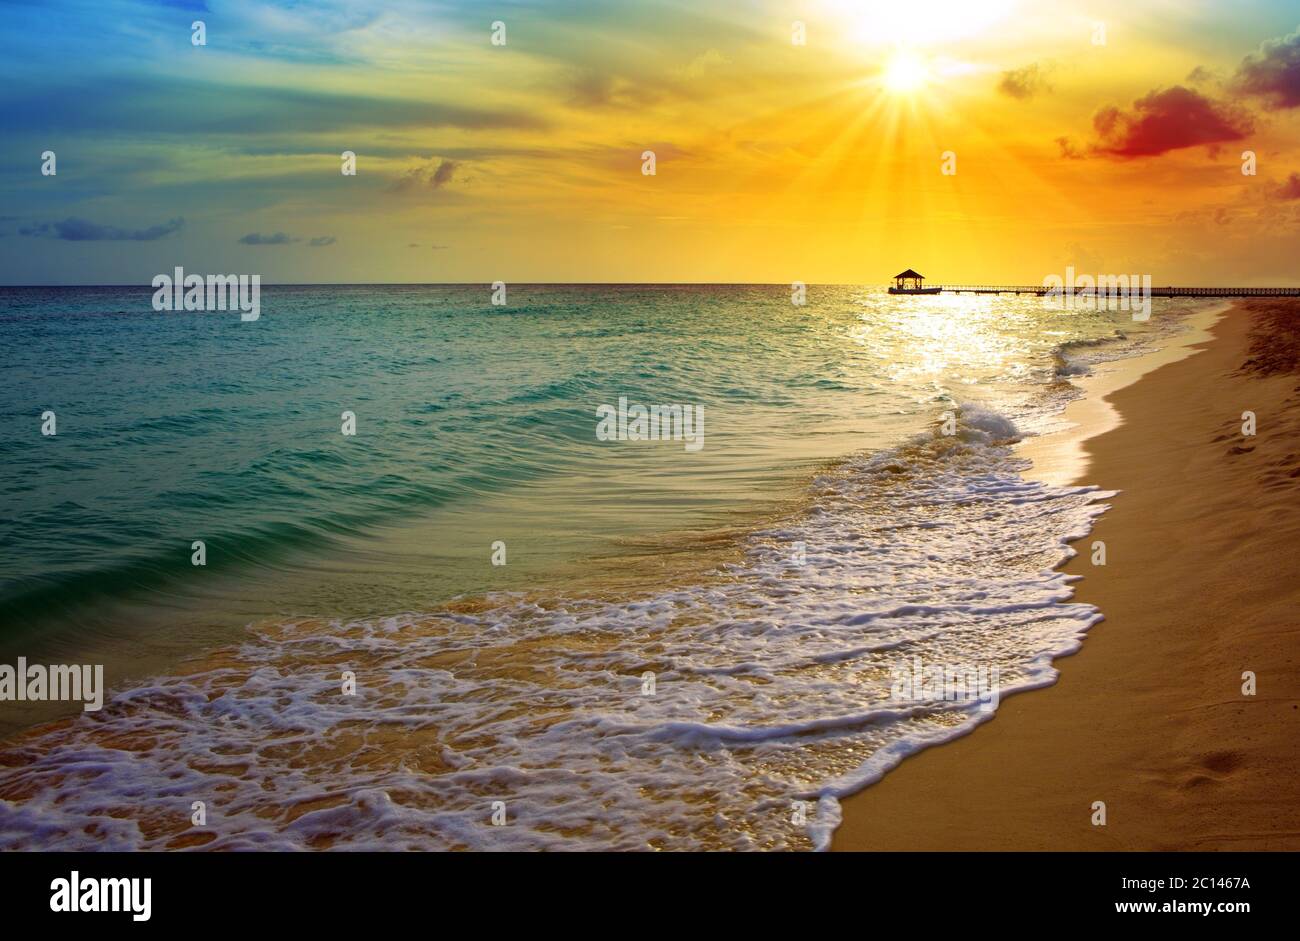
[{"x1": 852, "y1": 295, "x2": 1027, "y2": 386}]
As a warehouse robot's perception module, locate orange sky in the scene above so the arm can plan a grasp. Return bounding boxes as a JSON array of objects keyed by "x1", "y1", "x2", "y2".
[{"x1": 3, "y1": 0, "x2": 1300, "y2": 283}]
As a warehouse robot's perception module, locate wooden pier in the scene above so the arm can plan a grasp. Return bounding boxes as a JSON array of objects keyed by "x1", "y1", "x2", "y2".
[
  {"x1": 910, "y1": 285, "x2": 1300, "y2": 298},
  {"x1": 886, "y1": 270, "x2": 1299, "y2": 299}
]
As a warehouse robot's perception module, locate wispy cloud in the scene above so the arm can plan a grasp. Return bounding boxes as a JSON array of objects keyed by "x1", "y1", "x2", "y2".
[
  {"x1": 998, "y1": 63, "x2": 1050, "y2": 100},
  {"x1": 678, "y1": 49, "x2": 730, "y2": 80},
  {"x1": 20, "y1": 217, "x2": 184, "y2": 241},
  {"x1": 4, "y1": 77, "x2": 548, "y2": 136},
  {"x1": 239, "y1": 232, "x2": 299, "y2": 245},
  {"x1": 1054, "y1": 136, "x2": 1084, "y2": 160},
  {"x1": 390, "y1": 158, "x2": 461, "y2": 192},
  {"x1": 239, "y1": 232, "x2": 337, "y2": 246},
  {"x1": 563, "y1": 69, "x2": 662, "y2": 110}
]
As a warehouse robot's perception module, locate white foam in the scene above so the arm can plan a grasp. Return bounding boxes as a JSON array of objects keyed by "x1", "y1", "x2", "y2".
[
  {"x1": 0, "y1": 405, "x2": 1116, "y2": 852},
  {"x1": 0, "y1": 309, "x2": 1208, "y2": 852}
]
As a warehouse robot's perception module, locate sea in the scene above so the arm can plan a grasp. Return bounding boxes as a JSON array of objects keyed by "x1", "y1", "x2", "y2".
[{"x1": 0, "y1": 285, "x2": 1210, "y2": 850}]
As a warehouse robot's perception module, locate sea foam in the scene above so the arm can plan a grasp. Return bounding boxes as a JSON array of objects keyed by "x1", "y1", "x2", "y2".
[
  {"x1": 0, "y1": 292, "x2": 1200, "y2": 852},
  {"x1": 0, "y1": 405, "x2": 1117, "y2": 852}
]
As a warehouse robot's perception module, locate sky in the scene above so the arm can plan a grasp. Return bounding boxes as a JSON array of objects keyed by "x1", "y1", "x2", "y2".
[{"x1": 1, "y1": 0, "x2": 1299, "y2": 284}]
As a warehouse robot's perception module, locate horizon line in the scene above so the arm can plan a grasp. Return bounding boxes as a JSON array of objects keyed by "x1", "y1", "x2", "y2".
[{"x1": 4, "y1": 281, "x2": 1300, "y2": 289}]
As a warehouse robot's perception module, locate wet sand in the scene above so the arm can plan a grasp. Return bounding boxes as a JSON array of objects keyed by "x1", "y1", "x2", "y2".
[{"x1": 834, "y1": 299, "x2": 1300, "y2": 851}]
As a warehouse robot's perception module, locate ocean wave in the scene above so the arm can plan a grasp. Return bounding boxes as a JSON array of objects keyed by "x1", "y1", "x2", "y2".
[
  {"x1": 0, "y1": 404, "x2": 1115, "y2": 852},
  {"x1": 0, "y1": 289, "x2": 1208, "y2": 851}
]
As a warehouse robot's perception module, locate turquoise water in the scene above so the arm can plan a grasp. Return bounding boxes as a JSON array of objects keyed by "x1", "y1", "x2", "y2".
[
  {"x1": 0, "y1": 287, "x2": 1087, "y2": 632},
  {"x1": 0, "y1": 287, "x2": 1209, "y2": 850},
  {"x1": 0, "y1": 287, "x2": 847, "y2": 630},
  {"x1": 1, "y1": 286, "x2": 1191, "y2": 665}
]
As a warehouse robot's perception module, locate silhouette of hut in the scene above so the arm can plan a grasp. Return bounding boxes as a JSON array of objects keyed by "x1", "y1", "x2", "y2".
[{"x1": 893, "y1": 269, "x2": 925, "y2": 291}]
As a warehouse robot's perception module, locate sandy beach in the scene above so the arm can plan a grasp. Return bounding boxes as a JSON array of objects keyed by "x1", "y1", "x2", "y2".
[{"x1": 833, "y1": 299, "x2": 1300, "y2": 851}]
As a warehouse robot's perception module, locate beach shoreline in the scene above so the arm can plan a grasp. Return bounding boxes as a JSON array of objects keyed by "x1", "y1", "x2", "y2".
[
  {"x1": 1014, "y1": 301, "x2": 1230, "y2": 488},
  {"x1": 4, "y1": 297, "x2": 1295, "y2": 852},
  {"x1": 832, "y1": 299, "x2": 1300, "y2": 851}
]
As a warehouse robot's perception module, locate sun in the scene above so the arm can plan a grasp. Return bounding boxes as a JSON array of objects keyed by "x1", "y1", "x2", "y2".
[{"x1": 883, "y1": 50, "x2": 929, "y2": 93}]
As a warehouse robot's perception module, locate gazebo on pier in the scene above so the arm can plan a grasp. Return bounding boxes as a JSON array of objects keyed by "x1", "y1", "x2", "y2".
[
  {"x1": 887, "y1": 268, "x2": 940, "y2": 294},
  {"x1": 892, "y1": 269, "x2": 925, "y2": 291}
]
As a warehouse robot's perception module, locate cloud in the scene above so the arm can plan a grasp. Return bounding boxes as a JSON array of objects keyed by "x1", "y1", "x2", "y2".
[
  {"x1": 309, "y1": 236, "x2": 337, "y2": 247},
  {"x1": 1054, "y1": 136, "x2": 1084, "y2": 159},
  {"x1": 390, "y1": 158, "x2": 460, "y2": 192},
  {"x1": 1232, "y1": 26, "x2": 1300, "y2": 109},
  {"x1": 563, "y1": 69, "x2": 660, "y2": 110},
  {"x1": 1091, "y1": 86, "x2": 1252, "y2": 158},
  {"x1": 20, "y1": 217, "x2": 184, "y2": 241},
  {"x1": 1278, "y1": 173, "x2": 1300, "y2": 200},
  {"x1": 6, "y1": 77, "x2": 548, "y2": 137},
  {"x1": 431, "y1": 160, "x2": 457, "y2": 188},
  {"x1": 679, "y1": 49, "x2": 730, "y2": 80},
  {"x1": 998, "y1": 64, "x2": 1050, "y2": 100},
  {"x1": 239, "y1": 232, "x2": 299, "y2": 245}
]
